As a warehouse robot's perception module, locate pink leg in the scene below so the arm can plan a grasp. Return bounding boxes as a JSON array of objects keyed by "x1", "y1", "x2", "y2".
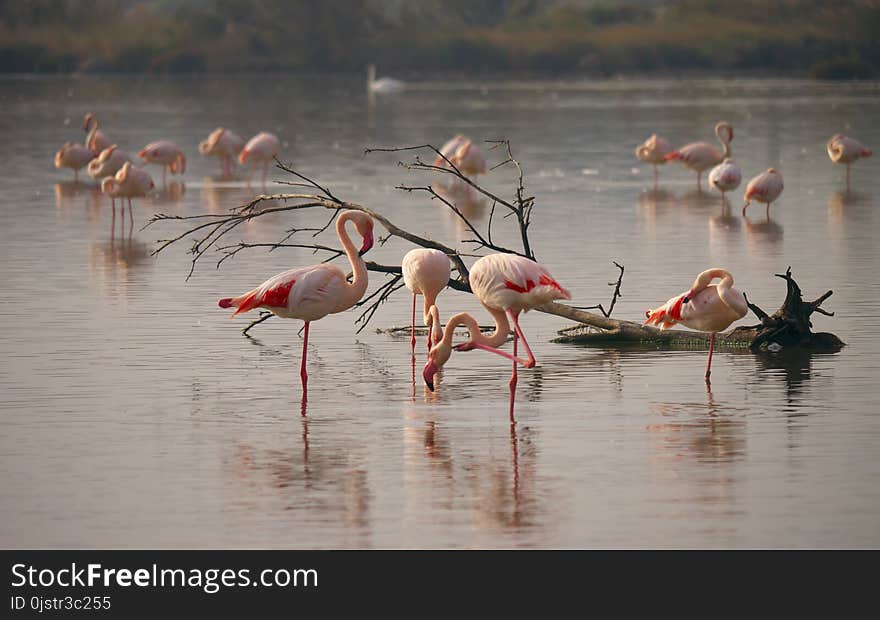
[
  {"x1": 262, "y1": 161, "x2": 268, "y2": 187},
  {"x1": 509, "y1": 329, "x2": 518, "y2": 423},
  {"x1": 300, "y1": 321, "x2": 310, "y2": 392},
  {"x1": 653, "y1": 164, "x2": 658, "y2": 186},
  {"x1": 705, "y1": 332, "x2": 715, "y2": 383},
  {"x1": 162, "y1": 166, "x2": 167, "y2": 186},
  {"x1": 846, "y1": 164, "x2": 850, "y2": 193},
  {"x1": 720, "y1": 190, "x2": 725, "y2": 207},
  {"x1": 128, "y1": 199, "x2": 133, "y2": 237},
  {"x1": 697, "y1": 171, "x2": 702, "y2": 191},
  {"x1": 110, "y1": 200, "x2": 116, "y2": 242},
  {"x1": 469, "y1": 309, "x2": 536, "y2": 368},
  {"x1": 410, "y1": 294, "x2": 417, "y2": 357}
]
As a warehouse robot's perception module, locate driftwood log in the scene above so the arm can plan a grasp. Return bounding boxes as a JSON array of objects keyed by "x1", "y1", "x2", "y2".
[{"x1": 551, "y1": 267, "x2": 844, "y2": 352}]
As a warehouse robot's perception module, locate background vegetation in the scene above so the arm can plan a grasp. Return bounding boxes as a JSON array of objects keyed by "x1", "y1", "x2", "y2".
[{"x1": 1, "y1": 0, "x2": 878, "y2": 78}]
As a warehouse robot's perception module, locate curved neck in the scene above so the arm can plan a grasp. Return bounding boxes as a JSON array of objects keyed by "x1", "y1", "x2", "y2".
[
  {"x1": 694, "y1": 268, "x2": 733, "y2": 294},
  {"x1": 716, "y1": 126, "x2": 731, "y2": 159},
  {"x1": 438, "y1": 307, "x2": 509, "y2": 350},
  {"x1": 334, "y1": 213, "x2": 368, "y2": 311}
]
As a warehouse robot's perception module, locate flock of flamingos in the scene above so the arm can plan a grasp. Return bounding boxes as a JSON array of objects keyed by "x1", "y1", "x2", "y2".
[{"x1": 53, "y1": 113, "x2": 873, "y2": 416}]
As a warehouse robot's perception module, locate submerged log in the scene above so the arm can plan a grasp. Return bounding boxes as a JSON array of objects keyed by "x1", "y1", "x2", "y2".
[{"x1": 547, "y1": 267, "x2": 844, "y2": 352}]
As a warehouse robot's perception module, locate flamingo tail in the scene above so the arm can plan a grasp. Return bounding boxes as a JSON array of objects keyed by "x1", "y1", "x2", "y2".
[
  {"x1": 663, "y1": 151, "x2": 681, "y2": 162},
  {"x1": 218, "y1": 290, "x2": 260, "y2": 317}
]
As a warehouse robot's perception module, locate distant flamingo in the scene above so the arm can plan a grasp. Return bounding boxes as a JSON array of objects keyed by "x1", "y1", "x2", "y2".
[
  {"x1": 367, "y1": 63, "x2": 405, "y2": 94},
  {"x1": 708, "y1": 158, "x2": 742, "y2": 205},
  {"x1": 743, "y1": 168, "x2": 784, "y2": 216},
  {"x1": 402, "y1": 248, "x2": 452, "y2": 355},
  {"x1": 199, "y1": 127, "x2": 246, "y2": 178},
  {"x1": 139, "y1": 140, "x2": 186, "y2": 185},
  {"x1": 827, "y1": 134, "x2": 872, "y2": 192},
  {"x1": 87, "y1": 144, "x2": 133, "y2": 180},
  {"x1": 218, "y1": 210, "x2": 375, "y2": 396},
  {"x1": 423, "y1": 253, "x2": 570, "y2": 420},
  {"x1": 101, "y1": 162, "x2": 154, "y2": 224},
  {"x1": 239, "y1": 132, "x2": 280, "y2": 186},
  {"x1": 635, "y1": 133, "x2": 672, "y2": 183},
  {"x1": 83, "y1": 113, "x2": 111, "y2": 154},
  {"x1": 665, "y1": 122, "x2": 734, "y2": 190},
  {"x1": 54, "y1": 142, "x2": 93, "y2": 182},
  {"x1": 645, "y1": 268, "x2": 748, "y2": 383},
  {"x1": 434, "y1": 135, "x2": 488, "y2": 177}
]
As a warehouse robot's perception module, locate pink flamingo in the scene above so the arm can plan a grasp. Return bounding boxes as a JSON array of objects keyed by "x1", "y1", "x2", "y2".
[
  {"x1": 54, "y1": 142, "x2": 93, "y2": 182},
  {"x1": 199, "y1": 127, "x2": 246, "y2": 178},
  {"x1": 708, "y1": 158, "x2": 742, "y2": 205},
  {"x1": 644, "y1": 268, "x2": 748, "y2": 383},
  {"x1": 240, "y1": 132, "x2": 281, "y2": 185},
  {"x1": 743, "y1": 168, "x2": 784, "y2": 216},
  {"x1": 423, "y1": 253, "x2": 570, "y2": 419},
  {"x1": 217, "y1": 210, "x2": 374, "y2": 396},
  {"x1": 434, "y1": 135, "x2": 488, "y2": 176},
  {"x1": 101, "y1": 162, "x2": 154, "y2": 226},
  {"x1": 664, "y1": 122, "x2": 734, "y2": 191},
  {"x1": 635, "y1": 133, "x2": 672, "y2": 183},
  {"x1": 139, "y1": 140, "x2": 186, "y2": 185},
  {"x1": 827, "y1": 134, "x2": 872, "y2": 192},
  {"x1": 83, "y1": 113, "x2": 111, "y2": 154},
  {"x1": 87, "y1": 144, "x2": 133, "y2": 181},
  {"x1": 402, "y1": 248, "x2": 451, "y2": 355}
]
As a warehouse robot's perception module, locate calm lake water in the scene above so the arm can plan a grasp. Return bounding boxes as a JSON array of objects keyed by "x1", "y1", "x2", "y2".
[{"x1": 1, "y1": 75, "x2": 878, "y2": 548}]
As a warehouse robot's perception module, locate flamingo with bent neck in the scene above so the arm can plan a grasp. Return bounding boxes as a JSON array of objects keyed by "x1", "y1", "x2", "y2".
[
  {"x1": 644, "y1": 268, "x2": 748, "y2": 383},
  {"x1": 664, "y1": 122, "x2": 734, "y2": 191},
  {"x1": 218, "y1": 210, "x2": 375, "y2": 397},
  {"x1": 83, "y1": 113, "x2": 111, "y2": 154},
  {"x1": 402, "y1": 248, "x2": 452, "y2": 356},
  {"x1": 422, "y1": 253, "x2": 570, "y2": 420}
]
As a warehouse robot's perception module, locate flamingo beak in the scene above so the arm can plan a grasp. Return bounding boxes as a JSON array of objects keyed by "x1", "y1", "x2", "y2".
[
  {"x1": 138, "y1": 149, "x2": 147, "y2": 159},
  {"x1": 359, "y1": 229, "x2": 374, "y2": 255},
  {"x1": 423, "y1": 359, "x2": 438, "y2": 391}
]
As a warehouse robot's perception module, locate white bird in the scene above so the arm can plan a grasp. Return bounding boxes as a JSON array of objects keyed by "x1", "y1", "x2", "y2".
[
  {"x1": 665, "y1": 122, "x2": 734, "y2": 190},
  {"x1": 139, "y1": 140, "x2": 186, "y2": 185},
  {"x1": 402, "y1": 249, "x2": 452, "y2": 355},
  {"x1": 87, "y1": 145, "x2": 133, "y2": 180},
  {"x1": 367, "y1": 63, "x2": 405, "y2": 94},
  {"x1": 827, "y1": 134, "x2": 872, "y2": 192},
  {"x1": 743, "y1": 168, "x2": 784, "y2": 216},
  {"x1": 239, "y1": 132, "x2": 281, "y2": 186},
  {"x1": 199, "y1": 127, "x2": 246, "y2": 179},
  {"x1": 636, "y1": 134, "x2": 672, "y2": 183},
  {"x1": 708, "y1": 158, "x2": 742, "y2": 205},
  {"x1": 54, "y1": 142, "x2": 94, "y2": 182}
]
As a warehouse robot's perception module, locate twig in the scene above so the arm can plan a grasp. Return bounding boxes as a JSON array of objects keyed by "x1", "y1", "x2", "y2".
[{"x1": 573, "y1": 261, "x2": 624, "y2": 318}]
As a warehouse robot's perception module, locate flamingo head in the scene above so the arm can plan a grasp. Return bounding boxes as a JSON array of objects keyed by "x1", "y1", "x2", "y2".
[
  {"x1": 352, "y1": 212, "x2": 374, "y2": 255},
  {"x1": 83, "y1": 113, "x2": 94, "y2": 132},
  {"x1": 422, "y1": 341, "x2": 452, "y2": 392},
  {"x1": 239, "y1": 149, "x2": 250, "y2": 164},
  {"x1": 716, "y1": 121, "x2": 733, "y2": 143},
  {"x1": 100, "y1": 177, "x2": 117, "y2": 196}
]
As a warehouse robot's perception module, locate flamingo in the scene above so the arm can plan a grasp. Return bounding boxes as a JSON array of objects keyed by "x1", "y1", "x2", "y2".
[
  {"x1": 239, "y1": 132, "x2": 280, "y2": 186},
  {"x1": 434, "y1": 135, "x2": 488, "y2": 177},
  {"x1": 101, "y1": 162, "x2": 154, "y2": 225},
  {"x1": 423, "y1": 253, "x2": 570, "y2": 419},
  {"x1": 139, "y1": 140, "x2": 186, "y2": 185},
  {"x1": 644, "y1": 268, "x2": 748, "y2": 383},
  {"x1": 367, "y1": 63, "x2": 405, "y2": 94},
  {"x1": 827, "y1": 134, "x2": 872, "y2": 192},
  {"x1": 199, "y1": 127, "x2": 246, "y2": 178},
  {"x1": 635, "y1": 134, "x2": 672, "y2": 184},
  {"x1": 83, "y1": 113, "x2": 111, "y2": 154},
  {"x1": 217, "y1": 210, "x2": 375, "y2": 395},
  {"x1": 708, "y1": 158, "x2": 742, "y2": 206},
  {"x1": 87, "y1": 144, "x2": 133, "y2": 181},
  {"x1": 743, "y1": 168, "x2": 784, "y2": 216},
  {"x1": 664, "y1": 122, "x2": 734, "y2": 190},
  {"x1": 401, "y1": 248, "x2": 452, "y2": 355},
  {"x1": 54, "y1": 142, "x2": 93, "y2": 182}
]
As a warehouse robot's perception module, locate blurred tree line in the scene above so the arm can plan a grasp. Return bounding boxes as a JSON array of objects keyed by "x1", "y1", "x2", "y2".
[{"x1": 0, "y1": 0, "x2": 877, "y2": 78}]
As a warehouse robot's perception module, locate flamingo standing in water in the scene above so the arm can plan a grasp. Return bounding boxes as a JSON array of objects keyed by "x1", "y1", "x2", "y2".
[
  {"x1": 434, "y1": 135, "x2": 488, "y2": 177},
  {"x1": 743, "y1": 168, "x2": 784, "y2": 216},
  {"x1": 101, "y1": 161, "x2": 154, "y2": 231},
  {"x1": 139, "y1": 140, "x2": 186, "y2": 185},
  {"x1": 402, "y1": 248, "x2": 452, "y2": 355},
  {"x1": 240, "y1": 132, "x2": 281, "y2": 186},
  {"x1": 218, "y1": 210, "x2": 375, "y2": 396},
  {"x1": 54, "y1": 142, "x2": 94, "y2": 182},
  {"x1": 635, "y1": 134, "x2": 672, "y2": 184},
  {"x1": 423, "y1": 253, "x2": 570, "y2": 419},
  {"x1": 708, "y1": 158, "x2": 742, "y2": 206},
  {"x1": 199, "y1": 127, "x2": 246, "y2": 178},
  {"x1": 665, "y1": 122, "x2": 734, "y2": 191},
  {"x1": 645, "y1": 268, "x2": 748, "y2": 383},
  {"x1": 827, "y1": 134, "x2": 872, "y2": 192},
  {"x1": 83, "y1": 113, "x2": 111, "y2": 154},
  {"x1": 87, "y1": 145, "x2": 133, "y2": 181}
]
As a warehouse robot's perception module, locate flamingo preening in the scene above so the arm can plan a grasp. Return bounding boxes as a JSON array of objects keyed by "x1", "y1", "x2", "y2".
[
  {"x1": 83, "y1": 113, "x2": 111, "y2": 154},
  {"x1": 139, "y1": 140, "x2": 186, "y2": 185},
  {"x1": 635, "y1": 134, "x2": 672, "y2": 184},
  {"x1": 434, "y1": 135, "x2": 488, "y2": 177},
  {"x1": 827, "y1": 134, "x2": 872, "y2": 192},
  {"x1": 664, "y1": 122, "x2": 734, "y2": 191},
  {"x1": 402, "y1": 248, "x2": 452, "y2": 356},
  {"x1": 644, "y1": 268, "x2": 748, "y2": 383},
  {"x1": 423, "y1": 253, "x2": 570, "y2": 420},
  {"x1": 217, "y1": 210, "x2": 375, "y2": 398},
  {"x1": 239, "y1": 132, "x2": 281, "y2": 186},
  {"x1": 54, "y1": 142, "x2": 94, "y2": 182},
  {"x1": 101, "y1": 161, "x2": 154, "y2": 229},
  {"x1": 708, "y1": 158, "x2": 742, "y2": 206},
  {"x1": 743, "y1": 168, "x2": 784, "y2": 216},
  {"x1": 199, "y1": 127, "x2": 246, "y2": 178},
  {"x1": 87, "y1": 144, "x2": 133, "y2": 181}
]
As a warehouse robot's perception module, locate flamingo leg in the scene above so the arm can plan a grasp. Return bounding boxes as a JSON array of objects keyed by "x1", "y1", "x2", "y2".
[
  {"x1": 262, "y1": 161, "x2": 268, "y2": 187},
  {"x1": 509, "y1": 329, "x2": 518, "y2": 423},
  {"x1": 128, "y1": 199, "x2": 133, "y2": 237},
  {"x1": 846, "y1": 163, "x2": 851, "y2": 193},
  {"x1": 410, "y1": 294, "x2": 417, "y2": 356},
  {"x1": 162, "y1": 166, "x2": 167, "y2": 186},
  {"x1": 697, "y1": 171, "x2": 702, "y2": 191},
  {"x1": 300, "y1": 321, "x2": 310, "y2": 392},
  {"x1": 653, "y1": 164, "x2": 658, "y2": 187},
  {"x1": 468, "y1": 309, "x2": 536, "y2": 368},
  {"x1": 110, "y1": 200, "x2": 116, "y2": 243},
  {"x1": 74, "y1": 169, "x2": 79, "y2": 183},
  {"x1": 720, "y1": 190, "x2": 725, "y2": 207},
  {"x1": 705, "y1": 332, "x2": 715, "y2": 383}
]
